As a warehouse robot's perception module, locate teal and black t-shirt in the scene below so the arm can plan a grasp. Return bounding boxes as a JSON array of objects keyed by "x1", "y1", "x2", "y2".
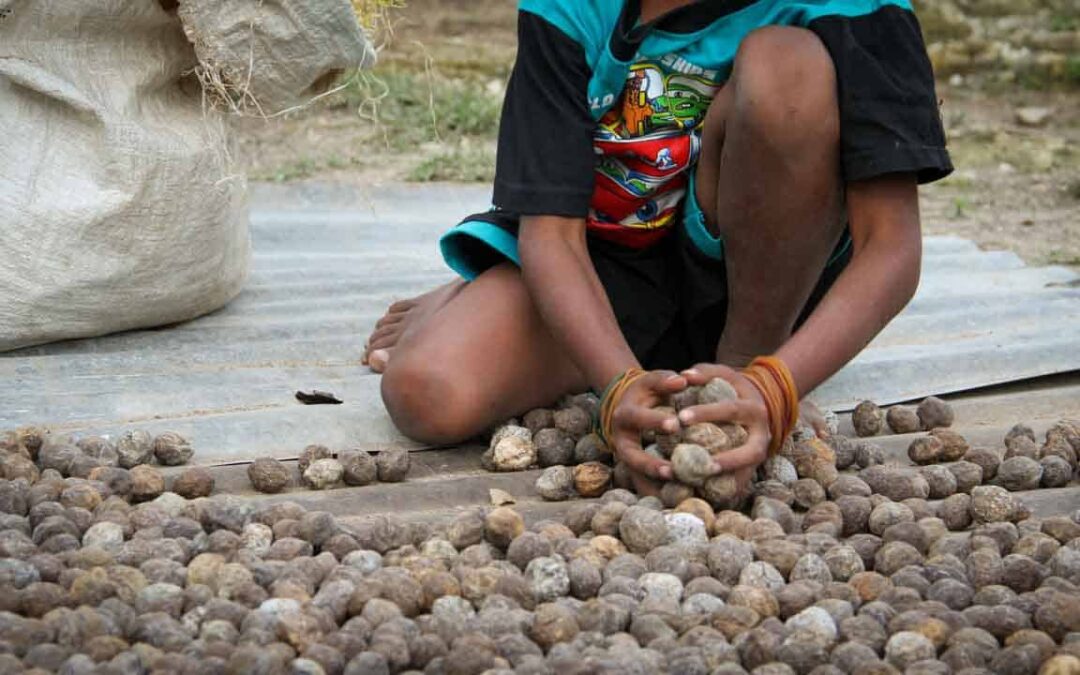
[{"x1": 443, "y1": 0, "x2": 952, "y2": 277}]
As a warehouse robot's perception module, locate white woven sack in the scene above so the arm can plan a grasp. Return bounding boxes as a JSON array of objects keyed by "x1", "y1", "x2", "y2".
[
  {"x1": 0, "y1": 0, "x2": 371, "y2": 352},
  {"x1": 178, "y1": 0, "x2": 376, "y2": 115}
]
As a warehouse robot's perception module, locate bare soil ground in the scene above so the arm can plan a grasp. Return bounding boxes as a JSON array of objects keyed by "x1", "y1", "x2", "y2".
[{"x1": 232, "y1": 0, "x2": 1079, "y2": 269}]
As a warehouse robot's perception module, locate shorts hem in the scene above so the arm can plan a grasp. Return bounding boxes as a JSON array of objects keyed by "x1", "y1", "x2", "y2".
[
  {"x1": 439, "y1": 219, "x2": 521, "y2": 281},
  {"x1": 683, "y1": 173, "x2": 724, "y2": 261}
]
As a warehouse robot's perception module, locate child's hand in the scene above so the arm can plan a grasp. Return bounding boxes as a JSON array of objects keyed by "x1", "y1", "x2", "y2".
[
  {"x1": 607, "y1": 370, "x2": 686, "y2": 493},
  {"x1": 676, "y1": 363, "x2": 772, "y2": 487}
]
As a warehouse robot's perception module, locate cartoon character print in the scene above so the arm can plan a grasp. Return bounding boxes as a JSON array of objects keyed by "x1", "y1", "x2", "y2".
[{"x1": 589, "y1": 59, "x2": 722, "y2": 246}]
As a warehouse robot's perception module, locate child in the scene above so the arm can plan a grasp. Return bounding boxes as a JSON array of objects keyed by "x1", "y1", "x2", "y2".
[{"x1": 364, "y1": 0, "x2": 951, "y2": 494}]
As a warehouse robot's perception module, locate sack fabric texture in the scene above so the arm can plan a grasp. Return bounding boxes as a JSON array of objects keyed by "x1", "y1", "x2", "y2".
[{"x1": 0, "y1": 0, "x2": 372, "y2": 352}]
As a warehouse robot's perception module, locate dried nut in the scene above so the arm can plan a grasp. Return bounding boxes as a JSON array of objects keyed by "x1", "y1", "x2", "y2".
[
  {"x1": 553, "y1": 407, "x2": 591, "y2": 440},
  {"x1": 917, "y1": 396, "x2": 954, "y2": 430},
  {"x1": 619, "y1": 505, "x2": 671, "y2": 554},
  {"x1": 886, "y1": 407, "x2": 920, "y2": 434},
  {"x1": 852, "y1": 401, "x2": 884, "y2": 437},
  {"x1": 671, "y1": 444, "x2": 714, "y2": 487},
  {"x1": 484, "y1": 507, "x2": 525, "y2": 548},
  {"x1": 535, "y1": 466, "x2": 576, "y2": 501},
  {"x1": 302, "y1": 458, "x2": 343, "y2": 489},
  {"x1": 152, "y1": 432, "x2": 193, "y2": 466},
  {"x1": 930, "y1": 429, "x2": 970, "y2": 462},
  {"x1": 700, "y1": 474, "x2": 744, "y2": 510},
  {"x1": 572, "y1": 462, "x2": 611, "y2": 498},
  {"x1": 340, "y1": 450, "x2": 377, "y2": 486},
  {"x1": 491, "y1": 435, "x2": 537, "y2": 472},
  {"x1": 248, "y1": 457, "x2": 291, "y2": 493},
  {"x1": 534, "y1": 428, "x2": 575, "y2": 467},
  {"x1": 699, "y1": 378, "x2": 738, "y2": 405},
  {"x1": 297, "y1": 444, "x2": 332, "y2": 473},
  {"x1": 522, "y1": 409, "x2": 555, "y2": 435},
  {"x1": 908, "y1": 436, "x2": 944, "y2": 465},
  {"x1": 573, "y1": 433, "x2": 607, "y2": 464},
  {"x1": 171, "y1": 467, "x2": 214, "y2": 499},
  {"x1": 669, "y1": 387, "x2": 702, "y2": 411},
  {"x1": 116, "y1": 430, "x2": 154, "y2": 468},
  {"x1": 660, "y1": 481, "x2": 696, "y2": 509},
  {"x1": 995, "y1": 456, "x2": 1042, "y2": 492},
  {"x1": 970, "y1": 485, "x2": 1022, "y2": 523},
  {"x1": 130, "y1": 465, "x2": 165, "y2": 502},
  {"x1": 375, "y1": 447, "x2": 410, "y2": 482},
  {"x1": 682, "y1": 423, "x2": 730, "y2": 454}
]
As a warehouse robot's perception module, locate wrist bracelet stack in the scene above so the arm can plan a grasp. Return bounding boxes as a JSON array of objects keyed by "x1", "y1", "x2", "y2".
[
  {"x1": 742, "y1": 356, "x2": 800, "y2": 457},
  {"x1": 597, "y1": 367, "x2": 646, "y2": 451}
]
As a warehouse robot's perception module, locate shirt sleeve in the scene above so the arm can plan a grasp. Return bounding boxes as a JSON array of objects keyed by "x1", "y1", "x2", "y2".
[
  {"x1": 808, "y1": 5, "x2": 953, "y2": 184},
  {"x1": 492, "y1": 10, "x2": 597, "y2": 217}
]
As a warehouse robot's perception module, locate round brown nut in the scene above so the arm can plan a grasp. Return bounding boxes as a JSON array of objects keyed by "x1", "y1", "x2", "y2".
[
  {"x1": 917, "y1": 397, "x2": 954, "y2": 430},
  {"x1": 682, "y1": 423, "x2": 730, "y2": 454},
  {"x1": 553, "y1": 407, "x2": 591, "y2": 440},
  {"x1": 152, "y1": 432, "x2": 193, "y2": 466},
  {"x1": 340, "y1": 450, "x2": 377, "y2": 486},
  {"x1": 534, "y1": 429, "x2": 575, "y2": 468},
  {"x1": 171, "y1": 467, "x2": 214, "y2": 499},
  {"x1": 699, "y1": 378, "x2": 738, "y2": 405},
  {"x1": 572, "y1": 462, "x2": 612, "y2": 498},
  {"x1": 248, "y1": 457, "x2": 291, "y2": 493},
  {"x1": 699, "y1": 474, "x2": 744, "y2": 511},
  {"x1": 376, "y1": 447, "x2": 410, "y2": 482},
  {"x1": 671, "y1": 444, "x2": 714, "y2": 487},
  {"x1": 303, "y1": 458, "x2": 344, "y2": 489},
  {"x1": 484, "y1": 506, "x2": 525, "y2": 548},
  {"x1": 535, "y1": 465, "x2": 575, "y2": 502},
  {"x1": 129, "y1": 464, "x2": 165, "y2": 502},
  {"x1": 964, "y1": 447, "x2": 1001, "y2": 481},
  {"x1": 522, "y1": 409, "x2": 555, "y2": 435},
  {"x1": 908, "y1": 437, "x2": 944, "y2": 465},
  {"x1": 853, "y1": 401, "x2": 885, "y2": 437},
  {"x1": 297, "y1": 444, "x2": 332, "y2": 473},
  {"x1": 929, "y1": 429, "x2": 970, "y2": 462},
  {"x1": 660, "y1": 481, "x2": 696, "y2": 509},
  {"x1": 886, "y1": 407, "x2": 921, "y2": 435}
]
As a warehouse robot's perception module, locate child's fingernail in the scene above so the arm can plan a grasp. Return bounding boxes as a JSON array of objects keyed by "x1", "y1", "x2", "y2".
[
  {"x1": 658, "y1": 466, "x2": 672, "y2": 480},
  {"x1": 679, "y1": 410, "x2": 693, "y2": 424},
  {"x1": 683, "y1": 369, "x2": 699, "y2": 377}
]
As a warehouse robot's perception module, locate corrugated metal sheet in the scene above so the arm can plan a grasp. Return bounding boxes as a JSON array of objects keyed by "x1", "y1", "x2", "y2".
[{"x1": 2, "y1": 182, "x2": 1078, "y2": 464}]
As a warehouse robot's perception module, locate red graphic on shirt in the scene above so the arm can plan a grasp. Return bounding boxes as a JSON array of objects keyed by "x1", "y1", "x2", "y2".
[{"x1": 587, "y1": 60, "x2": 721, "y2": 248}]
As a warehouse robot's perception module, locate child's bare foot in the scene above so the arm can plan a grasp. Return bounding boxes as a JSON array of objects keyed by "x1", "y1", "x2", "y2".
[{"x1": 363, "y1": 281, "x2": 465, "y2": 373}]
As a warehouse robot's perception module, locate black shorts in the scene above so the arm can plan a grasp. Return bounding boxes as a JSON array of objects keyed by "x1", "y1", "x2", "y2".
[{"x1": 440, "y1": 202, "x2": 851, "y2": 372}]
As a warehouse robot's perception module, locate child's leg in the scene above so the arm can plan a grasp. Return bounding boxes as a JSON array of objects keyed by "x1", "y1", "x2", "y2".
[
  {"x1": 374, "y1": 263, "x2": 588, "y2": 444},
  {"x1": 694, "y1": 26, "x2": 847, "y2": 368}
]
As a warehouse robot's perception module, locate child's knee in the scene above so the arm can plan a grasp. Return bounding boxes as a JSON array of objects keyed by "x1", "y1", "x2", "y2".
[
  {"x1": 381, "y1": 355, "x2": 484, "y2": 445},
  {"x1": 731, "y1": 26, "x2": 839, "y2": 143}
]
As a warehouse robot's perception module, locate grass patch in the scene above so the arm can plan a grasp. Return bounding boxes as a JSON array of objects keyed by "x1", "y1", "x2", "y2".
[
  {"x1": 950, "y1": 196, "x2": 973, "y2": 219},
  {"x1": 406, "y1": 144, "x2": 495, "y2": 182},
  {"x1": 1047, "y1": 249, "x2": 1080, "y2": 266},
  {"x1": 256, "y1": 158, "x2": 320, "y2": 182},
  {"x1": 1050, "y1": 13, "x2": 1079, "y2": 32},
  {"x1": 334, "y1": 68, "x2": 501, "y2": 152},
  {"x1": 1068, "y1": 56, "x2": 1080, "y2": 86}
]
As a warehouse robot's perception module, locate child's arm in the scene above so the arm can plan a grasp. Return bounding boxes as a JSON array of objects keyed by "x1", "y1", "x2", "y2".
[
  {"x1": 519, "y1": 214, "x2": 683, "y2": 482},
  {"x1": 679, "y1": 173, "x2": 923, "y2": 477}
]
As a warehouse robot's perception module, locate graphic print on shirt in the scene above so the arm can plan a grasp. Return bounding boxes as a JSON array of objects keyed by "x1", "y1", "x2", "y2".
[{"x1": 589, "y1": 55, "x2": 723, "y2": 247}]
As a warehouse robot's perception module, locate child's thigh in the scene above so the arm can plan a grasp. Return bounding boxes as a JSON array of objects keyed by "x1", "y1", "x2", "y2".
[{"x1": 381, "y1": 263, "x2": 587, "y2": 441}]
